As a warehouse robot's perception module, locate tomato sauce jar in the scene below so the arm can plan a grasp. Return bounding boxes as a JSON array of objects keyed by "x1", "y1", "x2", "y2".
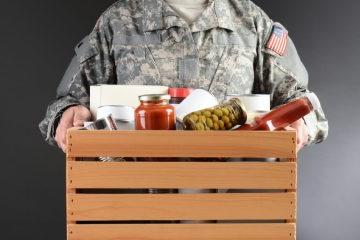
[
  {"x1": 239, "y1": 93, "x2": 321, "y2": 131},
  {"x1": 135, "y1": 94, "x2": 176, "y2": 130}
]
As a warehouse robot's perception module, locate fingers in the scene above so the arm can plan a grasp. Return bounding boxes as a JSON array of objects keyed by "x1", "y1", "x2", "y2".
[
  {"x1": 282, "y1": 121, "x2": 307, "y2": 152},
  {"x1": 299, "y1": 123, "x2": 309, "y2": 151},
  {"x1": 288, "y1": 119, "x2": 309, "y2": 153},
  {"x1": 55, "y1": 107, "x2": 76, "y2": 152},
  {"x1": 284, "y1": 126, "x2": 295, "y2": 131},
  {"x1": 73, "y1": 106, "x2": 92, "y2": 127},
  {"x1": 55, "y1": 106, "x2": 92, "y2": 153},
  {"x1": 254, "y1": 116, "x2": 262, "y2": 124},
  {"x1": 296, "y1": 129, "x2": 304, "y2": 153}
]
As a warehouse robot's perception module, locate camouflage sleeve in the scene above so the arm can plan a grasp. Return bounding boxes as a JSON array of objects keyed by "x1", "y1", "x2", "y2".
[
  {"x1": 39, "y1": 15, "x2": 115, "y2": 146},
  {"x1": 251, "y1": 4, "x2": 328, "y2": 145}
]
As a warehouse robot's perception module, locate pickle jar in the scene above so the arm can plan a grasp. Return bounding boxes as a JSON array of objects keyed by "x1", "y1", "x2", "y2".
[{"x1": 182, "y1": 98, "x2": 247, "y2": 131}]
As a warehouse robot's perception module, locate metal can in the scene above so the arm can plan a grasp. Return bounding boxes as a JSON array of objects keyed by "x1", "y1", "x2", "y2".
[
  {"x1": 83, "y1": 115, "x2": 118, "y2": 130},
  {"x1": 82, "y1": 115, "x2": 125, "y2": 162}
]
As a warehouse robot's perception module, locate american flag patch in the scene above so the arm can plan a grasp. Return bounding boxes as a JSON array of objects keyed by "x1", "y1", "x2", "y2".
[{"x1": 266, "y1": 24, "x2": 288, "y2": 56}]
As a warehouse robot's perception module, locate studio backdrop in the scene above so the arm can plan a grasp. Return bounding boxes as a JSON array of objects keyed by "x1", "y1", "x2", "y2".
[{"x1": 0, "y1": 0, "x2": 359, "y2": 240}]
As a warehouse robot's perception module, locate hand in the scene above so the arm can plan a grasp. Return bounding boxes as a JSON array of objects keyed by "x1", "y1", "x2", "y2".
[
  {"x1": 55, "y1": 105, "x2": 91, "y2": 152},
  {"x1": 285, "y1": 119, "x2": 309, "y2": 152}
]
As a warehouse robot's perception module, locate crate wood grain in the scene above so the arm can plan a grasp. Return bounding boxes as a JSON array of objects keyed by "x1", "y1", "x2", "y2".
[
  {"x1": 67, "y1": 161, "x2": 296, "y2": 189},
  {"x1": 66, "y1": 130, "x2": 298, "y2": 240},
  {"x1": 67, "y1": 130, "x2": 297, "y2": 158},
  {"x1": 68, "y1": 223, "x2": 296, "y2": 240},
  {"x1": 67, "y1": 193, "x2": 295, "y2": 221}
]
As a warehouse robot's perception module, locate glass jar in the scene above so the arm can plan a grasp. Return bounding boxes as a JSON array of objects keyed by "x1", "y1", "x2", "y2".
[
  {"x1": 183, "y1": 98, "x2": 247, "y2": 131},
  {"x1": 168, "y1": 88, "x2": 193, "y2": 106},
  {"x1": 240, "y1": 93, "x2": 320, "y2": 131},
  {"x1": 135, "y1": 94, "x2": 176, "y2": 130}
]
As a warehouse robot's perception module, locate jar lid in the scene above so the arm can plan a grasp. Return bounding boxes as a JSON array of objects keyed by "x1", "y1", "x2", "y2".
[
  {"x1": 139, "y1": 94, "x2": 171, "y2": 102},
  {"x1": 168, "y1": 88, "x2": 194, "y2": 98},
  {"x1": 229, "y1": 98, "x2": 248, "y2": 125}
]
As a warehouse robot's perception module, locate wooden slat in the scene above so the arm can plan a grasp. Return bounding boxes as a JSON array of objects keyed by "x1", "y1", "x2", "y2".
[
  {"x1": 67, "y1": 162, "x2": 296, "y2": 189},
  {"x1": 67, "y1": 193, "x2": 296, "y2": 221},
  {"x1": 67, "y1": 130, "x2": 297, "y2": 158},
  {"x1": 68, "y1": 223, "x2": 296, "y2": 240},
  {"x1": 286, "y1": 158, "x2": 297, "y2": 223},
  {"x1": 66, "y1": 157, "x2": 76, "y2": 240}
]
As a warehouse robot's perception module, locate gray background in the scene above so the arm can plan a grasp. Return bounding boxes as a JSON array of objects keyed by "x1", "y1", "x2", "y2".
[{"x1": 0, "y1": 0, "x2": 359, "y2": 239}]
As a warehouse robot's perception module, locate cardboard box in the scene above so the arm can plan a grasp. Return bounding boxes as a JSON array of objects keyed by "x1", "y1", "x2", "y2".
[{"x1": 90, "y1": 85, "x2": 168, "y2": 119}]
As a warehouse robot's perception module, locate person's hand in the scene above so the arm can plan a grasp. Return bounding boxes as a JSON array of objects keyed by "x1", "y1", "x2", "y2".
[
  {"x1": 55, "y1": 105, "x2": 91, "y2": 152},
  {"x1": 254, "y1": 116, "x2": 309, "y2": 152},
  {"x1": 285, "y1": 119, "x2": 309, "y2": 152}
]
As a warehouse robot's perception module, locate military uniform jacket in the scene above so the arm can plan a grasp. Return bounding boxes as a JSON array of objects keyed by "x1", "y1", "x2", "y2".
[{"x1": 39, "y1": 0, "x2": 328, "y2": 146}]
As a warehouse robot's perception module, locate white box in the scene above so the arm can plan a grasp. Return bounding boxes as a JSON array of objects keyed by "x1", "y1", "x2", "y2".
[{"x1": 90, "y1": 85, "x2": 169, "y2": 119}]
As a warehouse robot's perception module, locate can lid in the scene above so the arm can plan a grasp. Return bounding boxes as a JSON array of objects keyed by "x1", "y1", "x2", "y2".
[
  {"x1": 168, "y1": 88, "x2": 194, "y2": 98},
  {"x1": 139, "y1": 94, "x2": 171, "y2": 102}
]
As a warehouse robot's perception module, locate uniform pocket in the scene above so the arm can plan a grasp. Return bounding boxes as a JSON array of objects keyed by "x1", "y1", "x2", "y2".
[
  {"x1": 207, "y1": 46, "x2": 256, "y2": 100},
  {"x1": 195, "y1": 45, "x2": 226, "y2": 92},
  {"x1": 115, "y1": 45, "x2": 162, "y2": 85},
  {"x1": 225, "y1": 47, "x2": 256, "y2": 96}
]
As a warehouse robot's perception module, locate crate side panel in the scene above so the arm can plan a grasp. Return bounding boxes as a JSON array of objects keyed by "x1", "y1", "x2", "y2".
[
  {"x1": 68, "y1": 223, "x2": 295, "y2": 240},
  {"x1": 67, "y1": 130, "x2": 296, "y2": 158},
  {"x1": 68, "y1": 162, "x2": 296, "y2": 189},
  {"x1": 67, "y1": 193, "x2": 296, "y2": 221}
]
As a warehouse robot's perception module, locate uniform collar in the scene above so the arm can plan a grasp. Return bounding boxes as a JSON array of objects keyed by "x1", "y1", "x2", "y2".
[
  {"x1": 142, "y1": 0, "x2": 236, "y2": 32},
  {"x1": 213, "y1": 0, "x2": 236, "y2": 32}
]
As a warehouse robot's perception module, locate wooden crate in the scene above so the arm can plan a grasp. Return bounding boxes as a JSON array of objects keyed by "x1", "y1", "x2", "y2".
[{"x1": 66, "y1": 130, "x2": 297, "y2": 240}]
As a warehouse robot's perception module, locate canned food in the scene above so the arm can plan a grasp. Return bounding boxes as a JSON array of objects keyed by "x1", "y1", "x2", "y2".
[
  {"x1": 225, "y1": 94, "x2": 270, "y2": 112},
  {"x1": 83, "y1": 115, "x2": 118, "y2": 130},
  {"x1": 183, "y1": 98, "x2": 247, "y2": 131},
  {"x1": 81, "y1": 115, "x2": 124, "y2": 162}
]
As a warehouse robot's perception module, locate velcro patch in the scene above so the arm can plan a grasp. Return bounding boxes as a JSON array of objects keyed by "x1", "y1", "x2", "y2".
[{"x1": 266, "y1": 23, "x2": 288, "y2": 56}]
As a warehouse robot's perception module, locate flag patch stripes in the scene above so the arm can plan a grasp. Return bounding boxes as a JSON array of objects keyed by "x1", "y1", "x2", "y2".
[{"x1": 266, "y1": 24, "x2": 288, "y2": 56}]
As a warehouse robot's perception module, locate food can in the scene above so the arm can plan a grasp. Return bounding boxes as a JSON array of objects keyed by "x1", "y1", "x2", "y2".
[
  {"x1": 226, "y1": 94, "x2": 270, "y2": 112},
  {"x1": 83, "y1": 115, "x2": 118, "y2": 130}
]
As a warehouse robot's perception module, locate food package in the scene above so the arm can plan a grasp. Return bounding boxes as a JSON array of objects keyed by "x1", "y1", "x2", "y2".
[
  {"x1": 175, "y1": 89, "x2": 219, "y2": 121},
  {"x1": 90, "y1": 85, "x2": 168, "y2": 119}
]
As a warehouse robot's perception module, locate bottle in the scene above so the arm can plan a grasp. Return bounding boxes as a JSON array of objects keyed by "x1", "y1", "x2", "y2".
[
  {"x1": 183, "y1": 98, "x2": 247, "y2": 131},
  {"x1": 135, "y1": 94, "x2": 176, "y2": 130},
  {"x1": 168, "y1": 88, "x2": 194, "y2": 106},
  {"x1": 239, "y1": 93, "x2": 321, "y2": 131}
]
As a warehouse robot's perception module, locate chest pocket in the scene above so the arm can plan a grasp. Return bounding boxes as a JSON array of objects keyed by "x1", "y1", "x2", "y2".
[
  {"x1": 198, "y1": 45, "x2": 256, "y2": 101},
  {"x1": 113, "y1": 33, "x2": 162, "y2": 86}
]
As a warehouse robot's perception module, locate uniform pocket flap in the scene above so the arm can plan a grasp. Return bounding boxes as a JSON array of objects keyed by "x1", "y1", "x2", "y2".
[
  {"x1": 75, "y1": 36, "x2": 99, "y2": 63},
  {"x1": 113, "y1": 32, "x2": 161, "y2": 46}
]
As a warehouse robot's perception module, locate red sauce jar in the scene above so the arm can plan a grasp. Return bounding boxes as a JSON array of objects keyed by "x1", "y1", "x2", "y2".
[
  {"x1": 239, "y1": 93, "x2": 320, "y2": 131},
  {"x1": 135, "y1": 94, "x2": 176, "y2": 130}
]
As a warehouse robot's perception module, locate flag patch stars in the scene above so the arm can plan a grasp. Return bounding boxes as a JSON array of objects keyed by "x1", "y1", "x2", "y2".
[{"x1": 266, "y1": 23, "x2": 289, "y2": 56}]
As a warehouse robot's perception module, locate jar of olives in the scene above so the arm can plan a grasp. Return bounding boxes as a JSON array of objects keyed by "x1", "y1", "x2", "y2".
[{"x1": 182, "y1": 98, "x2": 247, "y2": 131}]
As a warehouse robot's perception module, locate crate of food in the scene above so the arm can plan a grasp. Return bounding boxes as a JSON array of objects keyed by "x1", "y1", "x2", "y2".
[{"x1": 66, "y1": 129, "x2": 297, "y2": 240}]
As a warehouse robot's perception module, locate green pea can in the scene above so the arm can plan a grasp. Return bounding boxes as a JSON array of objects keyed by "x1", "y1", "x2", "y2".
[{"x1": 183, "y1": 98, "x2": 247, "y2": 131}]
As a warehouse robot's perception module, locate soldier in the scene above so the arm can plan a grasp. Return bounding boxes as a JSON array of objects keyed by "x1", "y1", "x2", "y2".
[{"x1": 39, "y1": 0, "x2": 328, "y2": 152}]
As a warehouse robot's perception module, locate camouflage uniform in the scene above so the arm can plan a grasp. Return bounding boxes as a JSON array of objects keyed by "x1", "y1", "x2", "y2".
[{"x1": 39, "y1": 0, "x2": 328, "y2": 146}]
